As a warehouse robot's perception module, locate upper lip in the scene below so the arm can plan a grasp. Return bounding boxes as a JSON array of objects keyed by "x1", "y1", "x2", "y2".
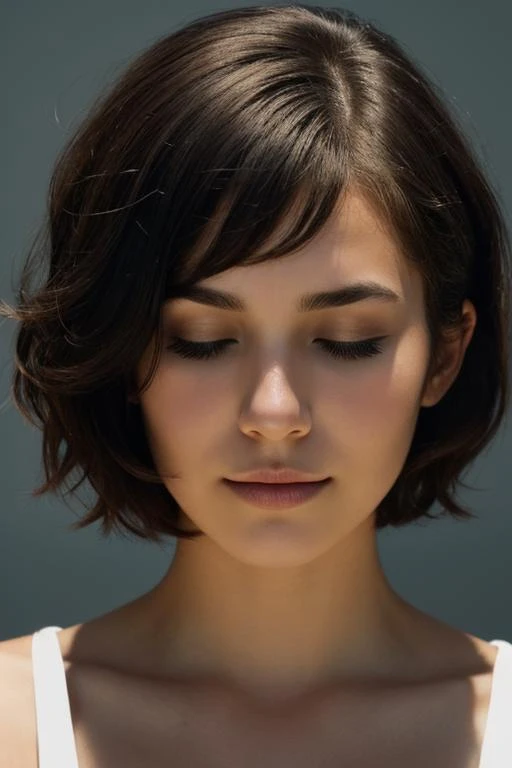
[{"x1": 225, "y1": 468, "x2": 330, "y2": 484}]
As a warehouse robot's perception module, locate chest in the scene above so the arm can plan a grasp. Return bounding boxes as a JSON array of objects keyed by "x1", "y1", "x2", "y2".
[{"x1": 65, "y1": 667, "x2": 490, "y2": 768}]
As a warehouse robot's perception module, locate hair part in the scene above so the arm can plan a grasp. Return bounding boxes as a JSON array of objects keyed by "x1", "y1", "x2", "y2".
[{"x1": 1, "y1": 4, "x2": 510, "y2": 542}]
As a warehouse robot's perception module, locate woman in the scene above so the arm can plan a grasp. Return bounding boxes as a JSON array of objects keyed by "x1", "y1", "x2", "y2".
[{"x1": 1, "y1": 5, "x2": 511, "y2": 766}]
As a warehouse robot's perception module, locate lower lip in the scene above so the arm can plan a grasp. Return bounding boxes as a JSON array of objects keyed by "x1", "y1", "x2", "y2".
[{"x1": 223, "y1": 479, "x2": 331, "y2": 509}]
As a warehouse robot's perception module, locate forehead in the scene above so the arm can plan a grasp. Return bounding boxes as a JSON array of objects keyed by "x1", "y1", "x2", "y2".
[{"x1": 192, "y1": 189, "x2": 419, "y2": 306}]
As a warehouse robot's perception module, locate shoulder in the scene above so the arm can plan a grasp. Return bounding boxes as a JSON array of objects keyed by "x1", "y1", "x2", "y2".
[{"x1": 0, "y1": 633, "x2": 38, "y2": 767}]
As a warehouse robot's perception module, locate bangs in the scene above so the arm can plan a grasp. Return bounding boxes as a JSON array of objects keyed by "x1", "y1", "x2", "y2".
[
  {"x1": 118, "y1": 39, "x2": 353, "y2": 294},
  {"x1": 166, "y1": 156, "x2": 350, "y2": 292}
]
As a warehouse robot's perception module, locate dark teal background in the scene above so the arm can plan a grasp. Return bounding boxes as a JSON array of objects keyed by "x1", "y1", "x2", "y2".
[{"x1": 1, "y1": 0, "x2": 510, "y2": 641}]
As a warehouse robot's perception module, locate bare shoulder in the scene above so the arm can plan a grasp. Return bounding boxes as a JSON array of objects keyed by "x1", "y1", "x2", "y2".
[{"x1": 0, "y1": 633, "x2": 38, "y2": 768}]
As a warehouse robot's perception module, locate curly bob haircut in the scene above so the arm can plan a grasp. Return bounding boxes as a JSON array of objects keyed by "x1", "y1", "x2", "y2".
[{"x1": 1, "y1": 4, "x2": 511, "y2": 543}]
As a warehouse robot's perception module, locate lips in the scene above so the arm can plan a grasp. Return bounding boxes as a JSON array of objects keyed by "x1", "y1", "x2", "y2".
[
  {"x1": 223, "y1": 478, "x2": 332, "y2": 509},
  {"x1": 225, "y1": 468, "x2": 330, "y2": 484}
]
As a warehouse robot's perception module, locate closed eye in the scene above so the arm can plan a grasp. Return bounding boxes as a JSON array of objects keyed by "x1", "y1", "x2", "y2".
[{"x1": 166, "y1": 336, "x2": 388, "y2": 361}]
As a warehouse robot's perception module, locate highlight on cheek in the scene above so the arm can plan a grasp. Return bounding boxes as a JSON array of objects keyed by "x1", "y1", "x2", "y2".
[{"x1": 165, "y1": 335, "x2": 389, "y2": 362}]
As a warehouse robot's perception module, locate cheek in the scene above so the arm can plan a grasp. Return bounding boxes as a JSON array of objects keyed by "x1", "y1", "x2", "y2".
[
  {"x1": 319, "y1": 334, "x2": 430, "y2": 506},
  {"x1": 138, "y1": 368, "x2": 228, "y2": 459},
  {"x1": 321, "y1": 331, "x2": 430, "y2": 439}
]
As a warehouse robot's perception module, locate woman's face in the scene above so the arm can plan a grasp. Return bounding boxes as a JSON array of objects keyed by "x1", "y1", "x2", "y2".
[{"x1": 135, "y1": 191, "x2": 435, "y2": 565}]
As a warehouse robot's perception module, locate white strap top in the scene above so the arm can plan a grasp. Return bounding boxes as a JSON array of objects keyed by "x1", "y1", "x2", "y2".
[
  {"x1": 32, "y1": 627, "x2": 79, "y2": 768},
  {"x1": 32, "y1": 626, "x2": 512, "y2": 767}
]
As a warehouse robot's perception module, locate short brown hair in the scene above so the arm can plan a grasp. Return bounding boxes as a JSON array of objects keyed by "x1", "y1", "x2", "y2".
[{"x1": 1, "y1": 5, "x2": 510, "y2": 542}]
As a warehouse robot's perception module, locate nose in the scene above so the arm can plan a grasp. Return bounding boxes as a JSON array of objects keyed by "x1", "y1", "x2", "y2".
[{"x1": 238, "y1": 363, "x2": 312, "y2": 441}]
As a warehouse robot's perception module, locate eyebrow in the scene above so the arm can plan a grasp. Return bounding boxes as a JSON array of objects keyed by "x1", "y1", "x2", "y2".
[{"x1": 168, "y1": 280, "x2": 401, "y2": 313}]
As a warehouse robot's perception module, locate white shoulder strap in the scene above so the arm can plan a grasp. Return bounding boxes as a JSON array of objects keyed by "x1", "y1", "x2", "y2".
[
  {"x1": 32, "y1": 626, "x2": 80, "y2": 768},
  {"x1": 478, "y1": 640, "x2": 512, "y2": 768}
]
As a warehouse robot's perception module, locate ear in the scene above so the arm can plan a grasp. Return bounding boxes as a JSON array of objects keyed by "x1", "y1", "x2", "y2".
[{"x1": 420, "y1": 299, "x2": 477, "y2": 408}]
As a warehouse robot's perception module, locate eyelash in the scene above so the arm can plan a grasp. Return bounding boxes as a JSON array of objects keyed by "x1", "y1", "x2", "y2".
[{"x1": 166, "y1": 336, "x2": 387, "y2": 362}]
